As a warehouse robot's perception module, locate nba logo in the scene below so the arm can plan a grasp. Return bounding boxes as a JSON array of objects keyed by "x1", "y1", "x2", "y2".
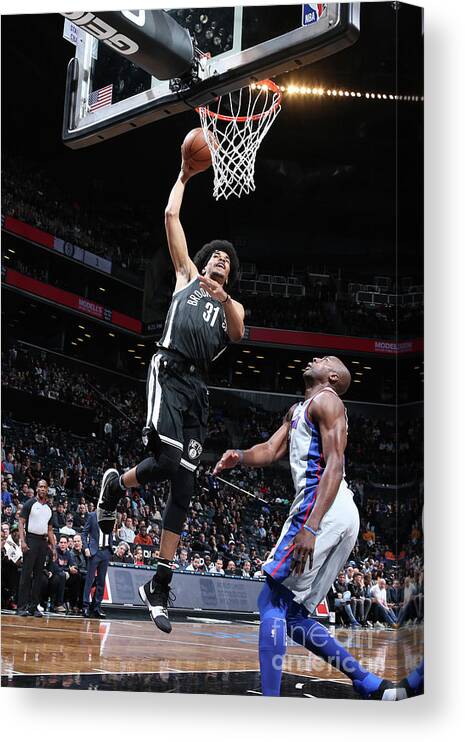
[{"x1": 302, "y1": 3, "x2": 326, "y2": 26}]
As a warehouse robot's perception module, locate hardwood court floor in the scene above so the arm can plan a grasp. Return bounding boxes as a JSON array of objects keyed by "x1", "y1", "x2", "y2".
[{"x1": 1, "y1": 613, "x2": 424, "y2": 698}]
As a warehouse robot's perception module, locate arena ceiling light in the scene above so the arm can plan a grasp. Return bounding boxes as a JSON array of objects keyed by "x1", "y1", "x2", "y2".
[
  {"x1": 85, "y1": 333, "x2": 91, "y2": 338},
  {"x1": 137, "y1": 343, "x2": 145, "y2": 347},
  {"x1": 77, "y1": 338, "x2": 84, "y2": 342},
  {"x1": 363, "y1": 366, "x2": 372, "y2": 370},
  {"x1": 99, "y1": 287, "x2": 106, "y2": 292},
  {"x1": 78, "y1": 325, "x2": 85, "y2": 330},
  {"x1": 128, "y1": 349, "x2": 135, "y2": 353},
  {"x1": 108, "y1": 332, "x2": 115, "y2": 337}
]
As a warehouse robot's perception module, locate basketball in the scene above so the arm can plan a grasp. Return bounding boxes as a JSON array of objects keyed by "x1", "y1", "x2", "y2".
[{"x1": 182, "y1": 127, "x2": 212, "y2": 173}]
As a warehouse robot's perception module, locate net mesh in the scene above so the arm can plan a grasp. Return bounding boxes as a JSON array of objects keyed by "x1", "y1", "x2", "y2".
[{"x1": 198, "y1": 81, "x2": 282, "y2": 200}]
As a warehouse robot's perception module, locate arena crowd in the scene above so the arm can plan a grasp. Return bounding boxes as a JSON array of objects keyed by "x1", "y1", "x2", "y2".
[{"x1": 2, "y1": 347, "x2": 423, "y2": 624}]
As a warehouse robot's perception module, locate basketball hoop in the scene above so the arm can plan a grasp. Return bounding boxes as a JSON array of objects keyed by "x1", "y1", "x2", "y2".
[{"x1": 197, "y1": 79, "x2": 282, "y2": 200}]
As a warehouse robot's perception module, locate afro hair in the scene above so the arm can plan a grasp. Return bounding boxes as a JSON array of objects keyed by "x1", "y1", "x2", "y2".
[{"x1": 193, "y1": 240, "x2": 240, "y2": 290}]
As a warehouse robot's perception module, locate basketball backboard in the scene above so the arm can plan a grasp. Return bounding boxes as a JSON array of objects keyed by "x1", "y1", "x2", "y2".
[{"x1": 62, "y1": 4, "x2": 360, "y2": 149}]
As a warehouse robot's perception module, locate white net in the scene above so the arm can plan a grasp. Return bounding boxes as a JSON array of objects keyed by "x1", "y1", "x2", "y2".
[{"x1": 198, "y1": 80, "x2": 282, "y2": 200}]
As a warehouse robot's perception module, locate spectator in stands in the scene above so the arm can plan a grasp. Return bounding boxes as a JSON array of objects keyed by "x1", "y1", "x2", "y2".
[
  {"x1": 2, "y1": 453, "x2": 15, "y2": 475},
  {"x1": 225, "y1": 559, "x2": 237, "y2": 576},
  {"x1": 397, "y1": 576, "x2": 417, "y2": 625},
  {"x1": 67, "y1": 534, "x2": 87, "y2": 613},
  {"x1": 118, "y1": 517, "x2": 136, "y2": 544},
  {"x1": 203, "y1": 553, "x2": 212, "y2": 572},
  {"x1": 2, "y1": 479, "x2": 13, "y2": 507},
  {"x1": 186, "y1": 554, "x2": 203, "y2": 573},
  {"x1": 2, "y1": 526, "x2": 22, "y2": 609},
  {"x1": 209, "y1": 557, "x2": 225, "y2": 575},
  {"x1": 349, "y1": 572, "x2": 372, "y2": 625},
  {"x1": 49, "y1": 536, "x2": 75, "y2": 613},
  {"x1": 242, "y1": 559, "x2": 252, "y2": 578},
  {"x1": 387, "y1": 579, "x2": 403, "y2": 619},
  {"x1": 2, "y1": 504, "x2": 15, "y2": 528},
  {"x1": 175, "y1": 548, "x2": 190, "y2": 571},
  {"x1": 60, "y1": 515, "x2": 76, "y2": 537},
  {"x1": 133, "y1": 545, "x2": 145, "y2": 566},
  {"x1": 333, "y1": 573, "x2": 361, "y2": 627},
  {"x1": 371, "y1": 578, "x2": 397, "y2": 627},
  {"x1": 112, "y1": 542, "x2": 133, "y2": 564},
  {"x1": 73, "y1": 503, "x2": 89, "y2": 531},
  {"x1": 51, "y1": 501, "x2": 66, "y2": 530},
  {"x1": 134, "y1": 524, "x2": 153, "y2": 546}
]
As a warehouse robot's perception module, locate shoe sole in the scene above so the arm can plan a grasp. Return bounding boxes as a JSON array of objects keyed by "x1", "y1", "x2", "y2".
[
  {"x1": 138, "y1": 584, "x2": 172, "y2": 634},
  {"x1": 97, "y1": 468, "x2": 119, "y2": 533}
]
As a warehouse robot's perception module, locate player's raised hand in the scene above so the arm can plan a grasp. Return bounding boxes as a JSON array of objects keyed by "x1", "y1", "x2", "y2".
[
  {"x1": 180, "y1": 157, "x2": 197, "y2": 183},
  {"x1": 213, "y1": 449, "x2": 241, "y2": 475},
  {"x1": 199, "y1": 274, "x2": 228, "y2": 303}
]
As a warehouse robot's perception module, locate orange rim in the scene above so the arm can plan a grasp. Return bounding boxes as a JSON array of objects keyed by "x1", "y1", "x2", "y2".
[{"x1": 197, "y1": 79, "x2": 282, "y2": 123}]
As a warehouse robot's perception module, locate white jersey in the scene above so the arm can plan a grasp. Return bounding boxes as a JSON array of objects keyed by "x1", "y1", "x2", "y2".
[
  {"x1": 263, "y1": 386, "x2": 358, "y2": 613},
  {"x1": 288, "y1": 387, "x2": 347, "y2": 517}
]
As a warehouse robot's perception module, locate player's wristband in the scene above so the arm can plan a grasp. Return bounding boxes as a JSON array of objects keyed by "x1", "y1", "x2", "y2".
[
  {"x1": 221, "y1": 294, "x2": 230, "y2": 304},
  {"x1": 304, "y1": 525, "x2": 319, "y2": 536},
  {"x1": 235, "y1": 449, "x2": 244, "y2": 464}
]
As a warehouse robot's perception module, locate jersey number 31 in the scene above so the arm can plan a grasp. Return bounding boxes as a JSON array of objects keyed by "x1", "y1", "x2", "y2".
[{"x1": 203, "y1": 302, "x2": 220, "y2": 327}]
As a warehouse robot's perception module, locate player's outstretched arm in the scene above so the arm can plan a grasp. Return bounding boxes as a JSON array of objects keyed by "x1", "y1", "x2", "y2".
[
  {"x1": 164, "y1": 163, "x2": 198, "y2": 291},
  {"x1": 213, "y1": 407, "x2": 295, "y2": 474}
]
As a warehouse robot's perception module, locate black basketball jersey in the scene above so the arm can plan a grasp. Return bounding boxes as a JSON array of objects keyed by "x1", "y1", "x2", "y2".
[{"x1": 158, "y1": 275, "x2": 228, "y2": 373}]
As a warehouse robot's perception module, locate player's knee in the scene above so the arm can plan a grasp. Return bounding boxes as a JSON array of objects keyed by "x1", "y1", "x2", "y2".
[
  {"x1": 135, "y1": 445, "x2": 181, "y2": 484},
  {"x1": 259, "y1": 617, "x2": 287, "y2": 653}
]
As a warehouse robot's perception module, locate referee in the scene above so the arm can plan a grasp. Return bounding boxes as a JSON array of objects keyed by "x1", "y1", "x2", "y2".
[{"x1": 17, "y1": 479, "x2": 56, "y2": 617}]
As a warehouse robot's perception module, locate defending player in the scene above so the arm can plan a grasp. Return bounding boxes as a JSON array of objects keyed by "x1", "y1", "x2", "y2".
[
  {"x1": 214, "y1": 356, "x2": 412, "y2": 700},
  {"x1": 97, "y1": 158, "x2": 245, "y2": 633}
]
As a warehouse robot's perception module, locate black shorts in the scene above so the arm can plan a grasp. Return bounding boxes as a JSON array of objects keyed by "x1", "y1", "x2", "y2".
[{"x1": 145, "y1": 350, "x2": 209, "y2": 472}]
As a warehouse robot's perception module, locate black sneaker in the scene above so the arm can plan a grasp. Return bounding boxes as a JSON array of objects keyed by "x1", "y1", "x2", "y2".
[
  {"x1": 16, "y1": 609, "x2": 29, "y2": 617},
  {"x1": 138, "y1": 578, "x2": 174, "y2": 634},
  {"x1": 97, "y1": 468, "x2": 120, "y2": 534}
]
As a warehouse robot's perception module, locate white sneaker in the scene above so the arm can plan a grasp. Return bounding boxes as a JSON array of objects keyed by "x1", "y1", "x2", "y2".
[{"x1": 374, "y1": 621, "x2": 384, "y2": 628}]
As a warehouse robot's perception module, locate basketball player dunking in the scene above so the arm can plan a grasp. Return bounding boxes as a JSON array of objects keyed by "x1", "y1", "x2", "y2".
[
  {"x1": 214, "y1": 356, "x2": 420, "y2": 699},
  {"x1": 97, "y1": 158, "x2": 244, "y2": 633}
]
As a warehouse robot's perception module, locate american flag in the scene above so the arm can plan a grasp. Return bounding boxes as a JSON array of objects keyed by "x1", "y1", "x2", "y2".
[{"x1": 88, "y1": 84, "x2": 113, "y2": 113}]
